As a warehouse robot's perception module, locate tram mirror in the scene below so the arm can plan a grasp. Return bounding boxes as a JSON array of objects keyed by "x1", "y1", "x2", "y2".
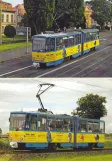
[{"x1": 38, "y1": 121, "x2": 40, "y2": 127}]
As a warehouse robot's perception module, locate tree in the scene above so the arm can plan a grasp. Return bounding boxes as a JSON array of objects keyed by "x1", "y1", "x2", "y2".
[
  {"x1": 72, "y1": 94, "x2": 107, "y2": 119},
  {"x1": 4, "y1": 25, "x2": 16, "y2": 38},
  {"x1": 87, "y1": 0, "x2": 112, "y2": 28},
  {"x1": 54, "y1": 0, "x2": 85, "y2": 30},
  {"x1": 24, "y1": 0, "x2": 55, "y2": 34}
]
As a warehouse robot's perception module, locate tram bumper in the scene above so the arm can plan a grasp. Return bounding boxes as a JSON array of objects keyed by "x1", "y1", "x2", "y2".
[
  {"x1": 10, "y1": 142, "x2": 18, "y2": 148},
  {"x1": 32, "y1": 62, "x2": 40, "y2": 68}
]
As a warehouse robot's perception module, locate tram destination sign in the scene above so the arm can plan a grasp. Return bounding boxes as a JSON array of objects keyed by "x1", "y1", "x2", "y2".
[{"x1": 16, "y1": 27, "x2": 31, "y2": 36}]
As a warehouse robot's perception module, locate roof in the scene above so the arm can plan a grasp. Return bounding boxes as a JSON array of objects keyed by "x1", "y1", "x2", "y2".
[
  {"x1": 33, "y1": 31, "x2": 82, "y2": 38},
  {"x1": 1, "y1": 1, "x2": 16, "y2": 12}
]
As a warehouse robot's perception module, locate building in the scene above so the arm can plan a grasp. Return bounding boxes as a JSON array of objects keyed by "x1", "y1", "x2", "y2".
[
  {"x1": 84, "y1": 4, "x2": 93, "y2": 28},
  {"x1": 0, "y1": 1, "x2": 16, "y2": 33},
  {"x1": 14, "y1": 4, "x2": 26, "y2": 27}
]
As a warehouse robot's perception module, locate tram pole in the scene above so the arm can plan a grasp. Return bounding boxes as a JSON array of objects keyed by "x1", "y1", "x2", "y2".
[{"x1": 26, "y1": 27, "x2": 28, "y2": 54}]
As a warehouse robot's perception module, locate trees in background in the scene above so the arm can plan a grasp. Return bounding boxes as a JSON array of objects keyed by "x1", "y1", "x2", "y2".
[
  {"x1": 23, "y1": 0, "x2": 85, "y2": 34},
  {"x1": 24, "y1": 0, "x2": 55, "y2": 34},
  {"x1": 72, "y1": 94, "x2": 107, "y2": 119},
  {"x1": 86, "y1": 0, "x2": 112, "y2": 28},
  {"x1": 4, "y1": 25, "x2": 16, "y2": 38}
]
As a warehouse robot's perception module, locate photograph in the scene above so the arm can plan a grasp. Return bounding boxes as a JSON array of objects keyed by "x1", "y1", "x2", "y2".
[
  {"x1": 0, "y1": 78, "x2": 112, "y2": 161},
  {"x1": 0, "y1": 0, "x2": 112, "y2": 78},
  {"x1": 0, "y1": 0, "x2": 112, "y2": 161}
]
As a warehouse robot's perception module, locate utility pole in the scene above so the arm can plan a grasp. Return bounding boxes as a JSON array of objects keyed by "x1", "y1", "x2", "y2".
[{"x1": 0, "y1": 0, "x2": 2, "y2": 45}]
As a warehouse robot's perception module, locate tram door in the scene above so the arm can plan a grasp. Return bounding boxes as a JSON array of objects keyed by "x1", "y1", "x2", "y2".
[{"x1": 73, "y1": 118, "x2": 77, "y2": 148}]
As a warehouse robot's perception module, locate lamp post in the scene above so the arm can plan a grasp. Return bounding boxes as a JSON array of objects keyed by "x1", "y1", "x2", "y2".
[{"x1": 0, "y1": 0, "x2": 2, "y2": 45}]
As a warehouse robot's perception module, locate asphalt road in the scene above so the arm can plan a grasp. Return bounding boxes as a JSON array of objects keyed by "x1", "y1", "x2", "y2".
[{"x1": 0, "y1": 32, "x2": 112, "y2": 78}]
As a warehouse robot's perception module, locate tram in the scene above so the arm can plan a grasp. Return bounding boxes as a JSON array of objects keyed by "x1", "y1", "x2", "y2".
[
  {"x1": 32, "y1": 29, "x2": 100, "y2": 68},
  {"x1": 9, "y1": 84, "x2": 104, "y2": 150},
  {"x1": 9, "y1": 112, "x2": 105, "y2": 150}
]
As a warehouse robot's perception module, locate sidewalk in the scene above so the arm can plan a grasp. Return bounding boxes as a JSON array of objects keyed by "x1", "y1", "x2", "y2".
[{"x1": 0, "y1": 46, "x2": 32, "y2": 62}]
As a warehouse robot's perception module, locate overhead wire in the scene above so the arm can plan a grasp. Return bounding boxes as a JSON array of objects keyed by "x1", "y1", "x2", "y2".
[{"x1": 34, "y1": 79, "x2": 112, "y2": 101}]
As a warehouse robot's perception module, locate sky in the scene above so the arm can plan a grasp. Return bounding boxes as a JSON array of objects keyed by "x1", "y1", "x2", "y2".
[
  {"x1": 0, "y1": 78, "x2": 112, "y2": 134},
  {"x1": 4, "y1": 0, "x2": 89, "y2": 6}
]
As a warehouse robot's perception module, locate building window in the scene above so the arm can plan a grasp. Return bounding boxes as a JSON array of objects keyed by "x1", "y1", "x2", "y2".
[
  {"x1": 2, "y1": 14, "x2": 4, "y2": 22},
  {"x1": 2, "y1": 26, "x2": 5, "y2": 34},
  {"x1": 6, "y1": 4, "x2": 9, "y2": 10},
  {"x1": 11, "y1": 15, "x2": 13, "y2": 23},
  {"x1": 6, "y1": 15, "x2": 9, "y2": 23}
]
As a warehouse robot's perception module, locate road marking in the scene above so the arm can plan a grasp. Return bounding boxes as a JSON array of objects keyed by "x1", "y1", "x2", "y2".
[
  {"x1": 37, "y1": 46, "x2": 112, "y2": 78},
  {"x1": 0, "y1": 65, "x2": 32, "y2": 77}
]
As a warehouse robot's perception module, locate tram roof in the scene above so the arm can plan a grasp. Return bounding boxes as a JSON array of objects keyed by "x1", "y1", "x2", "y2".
[
  {"x1": 78, "y1": 29, "x2": 99, "y2": 33},
  {"x1": 33, "y1": 31, "x2": 81, "y2": 38}
]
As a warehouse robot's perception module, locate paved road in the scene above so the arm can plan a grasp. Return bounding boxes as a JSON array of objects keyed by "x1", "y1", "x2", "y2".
[{"x1": 0, "y1": 32, "x2": 112, "y2": 78}]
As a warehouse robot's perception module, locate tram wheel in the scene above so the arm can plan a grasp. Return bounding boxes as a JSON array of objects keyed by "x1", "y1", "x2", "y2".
[
  {"x1": 48, "y1": 143, "x2": 57, "y2": 151},
  {"x1": 88, "y1": 143, "x2": 93, "y2": 150},
  {"x1": 40, "y1": 63, "x2": 46, "y2": 69}
]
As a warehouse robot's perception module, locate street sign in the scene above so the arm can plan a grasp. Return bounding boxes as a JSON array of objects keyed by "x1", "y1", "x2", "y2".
[{"x1": 16, "y1": 27, "x2": 31, "y2": 36}]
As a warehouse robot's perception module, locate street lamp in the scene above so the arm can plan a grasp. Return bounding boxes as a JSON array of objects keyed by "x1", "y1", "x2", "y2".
[{"x1": 0, "y1": 0, "x2": 2, "y2": 45}]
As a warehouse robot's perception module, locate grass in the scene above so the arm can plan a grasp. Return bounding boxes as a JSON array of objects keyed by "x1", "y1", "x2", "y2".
[
  {"x1": 2, "y1": 35, "x2": 27, "y2": 41},
  {"x1": 0, "y1": 42, "x2": 32, "y2": 52},
  {"x1": 1, "y1": 153, "x2": 112, "y2": 161},
  {"x1": 0, "y1": 138, "x2": 112, "y2": 161},
  {"x1": 105, "y1": 140, "x2": 112, "y2": 148}
]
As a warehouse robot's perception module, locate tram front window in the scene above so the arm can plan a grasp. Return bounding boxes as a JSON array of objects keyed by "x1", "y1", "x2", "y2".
[
  {"x1": 9, "y1": 114, "x2": 26, "y2": 131},
  {"x1": 33, "y1": 37, "x2": 46, "y2": 51}
]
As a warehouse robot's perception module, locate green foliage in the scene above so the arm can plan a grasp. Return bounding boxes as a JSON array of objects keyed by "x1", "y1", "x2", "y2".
[
  {"x1": 23, "y1": 0, "x2": 85, "y2": 34},
  {"x1": 24, "y1": 0, "x2": 55, "y2": 34},
  {"x1": 72, "y1": 94, "x2": 107, "y2": 119},
  {"x1": 0, "y1": 139, "x2": 12, "y2": 151},
  {"x1": 54, "y1": 0, "x2": 85, "y2": 29},
  {"x1": 87, "y1": 0, "x2": 112, "y2": 28},
  {"x1": 4, "y1": 25, "x2": 16, "y2": 38}
]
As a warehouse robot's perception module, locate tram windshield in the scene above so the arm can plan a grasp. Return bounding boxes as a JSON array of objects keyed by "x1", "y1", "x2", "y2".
[
  {"x1": 33, "y1": 37, "x2": 55, "y2": 52},
  {"x1": 9, "y1": 114, "x2": 26, "y2": 131},
  {"x1": 33, "y1": 37, "x2": 46, "y2": 51}
]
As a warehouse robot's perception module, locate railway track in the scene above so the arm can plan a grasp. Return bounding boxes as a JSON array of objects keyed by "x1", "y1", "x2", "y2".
[{"x1": 0, "y1": 148, "x2": 112, "y2": 155}]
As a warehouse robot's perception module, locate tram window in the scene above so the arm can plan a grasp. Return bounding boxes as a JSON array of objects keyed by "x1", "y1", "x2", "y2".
[
  {"x1": 30, "y1": 115, "x2": 37, "y2": 131},
  {"x1": 55, "y1": 118, "x2": 63, "y2": 131},
  {"x1": 95, "y1": 32, "x2": 99, "y2": 40},
  {"x1": 38, "y1": 116, "x2": 47, "y2": 131},
  {"x1": 75, "y1": 35, "x2": 78, "y2": 45},
  {"x1": 56, "y1": 38, "x2": 63, "y2": 50},
  {"x1": 78, "y1": 35, "x2": 81, "y2": 44},
  {"x1": 46, "y1": 38, "x2": 55, "y2": 51},
  {"x1": 63, "y1": 37, "x2": 69, "y2": 47},
  {"x1": 88, "y1": 121, "x2": 94, "y2": 132},
  {"x1": 25, "y1": 114, "x2": 31, "y2": 130},
  {"x1": 63, "y1": 118, "x2": 71, "y2": 132},
  {"x1": 78, "y1": 120, "x2": 87, "y2": 132},
  {"x1": 100, "y1": 122, "x2": 105, "y2": 133},
  {"x1": 86, "y1": 33, "x2": 90, "y2": 42},
  {"x1": 68, "y1": 36, "x2": 74, "y2": 47},
  {"x1": 93, "y1": 122, "x2": 99, "y2": 132},
  {"x1": 47, "y1": 117, "x2": 55, "y2": 131}
]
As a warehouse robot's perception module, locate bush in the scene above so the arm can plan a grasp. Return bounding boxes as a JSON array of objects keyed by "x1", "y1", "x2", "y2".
[{"x1": 4, "y1": 25, "x2": 16, "y2": 38}]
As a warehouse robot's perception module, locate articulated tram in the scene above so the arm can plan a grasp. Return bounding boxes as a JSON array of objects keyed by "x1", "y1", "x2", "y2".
[
  {"x1": 9, "y1": 112, "x2": 105, "y2": 150},
  {"x1": 32, "y1": 29, "x2": 100, "y2": 68}
]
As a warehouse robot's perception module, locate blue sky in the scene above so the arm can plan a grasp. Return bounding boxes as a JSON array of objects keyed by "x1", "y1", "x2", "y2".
[{"x1": 0, "y1": 78, "x2": 112, "y2": 133}]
